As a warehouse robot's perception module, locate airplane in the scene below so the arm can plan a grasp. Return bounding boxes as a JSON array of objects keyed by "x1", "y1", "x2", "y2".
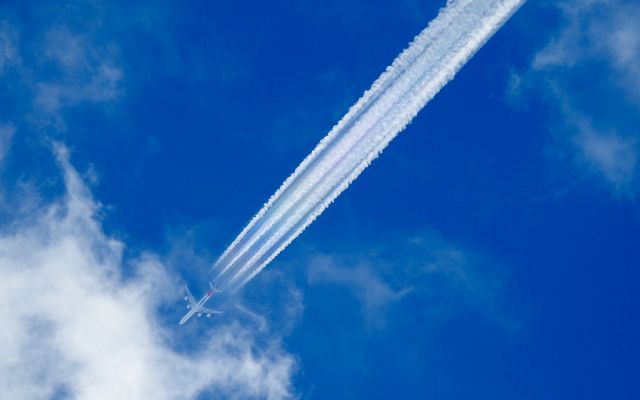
[{"x1": 179, "y1": 282, "x2": 223, "y2": 325}]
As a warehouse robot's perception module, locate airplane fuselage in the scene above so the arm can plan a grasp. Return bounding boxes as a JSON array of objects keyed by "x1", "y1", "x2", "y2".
[{"x1": 179, "y1": 290, "x2": 214, "y2": 325}]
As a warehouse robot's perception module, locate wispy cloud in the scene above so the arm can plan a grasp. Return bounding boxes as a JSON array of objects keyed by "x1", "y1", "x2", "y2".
[
  {"x1": 307, "y1": 254, "x2": 407, "y2": 327},
  {"x1": 31, "y1": 27, "x2": 122, "y2": 128},
  {"x1": 0, "y1": 146, "x2": 296, "y2": 400},
  {"x1": 0, "y1": 123, "x2": 16, "y2": 207},
  {"x1": 305, "y1": 231, "x2": 515, "y2": 330},
  {"x1": 511, "y1": 0, "x2": 640, "y2": 197},
  {"x1": 0, "y1": 123, "x2": 15, "y2": 165},
  {"x1": 573, "y1": 119, "x2": 638, "y2": 192},
  {"x1": 0, "y1": 21, "x2": 20, "y2": 75},
  {"x1": 0, "y1": 7, "x2": 123, "y2": 132},
  {"x1": 532, "y1": 0, "x2": 640, "y2": 99}
]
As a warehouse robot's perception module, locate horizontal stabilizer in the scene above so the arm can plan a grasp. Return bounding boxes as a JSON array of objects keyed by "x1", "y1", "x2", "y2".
[
  {"x1": 184, "y1": 285, "x2": 197, "y2": 307},
  {"x1": 200, "y1": 307, "x2": 222, "y2": 315}
]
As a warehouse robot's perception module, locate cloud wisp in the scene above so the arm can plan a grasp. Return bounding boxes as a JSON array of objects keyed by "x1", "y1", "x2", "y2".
[
  {"x1": 34, "y1": 27, "x2": 122, "y2": 113},
  {"x1": 305, "y1": 231, "x2": 515, "y2": 330},
  {"x1": 0, "y1": 123, "x2": 15, "y2": 164},
  {"x1": 511, "y1": 0, "x2": 640, "y2": 197},
  {"x1": 0, "y1": 10, "x2": 123, "y2": 133},
  {"x1": 212, "y1": 0, "x2": 525, "y2": 291},
  {"x1": 0, "y1": 21, "x2": 20, "y2": 75},
  {"x1": 0, "y1": 146, "x2": 296, "y2": 400}
]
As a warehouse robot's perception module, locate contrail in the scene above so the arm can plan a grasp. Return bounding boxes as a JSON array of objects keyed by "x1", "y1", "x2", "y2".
[{"x1": 212, "y1": 0, "x2": 525, "y2": 291}]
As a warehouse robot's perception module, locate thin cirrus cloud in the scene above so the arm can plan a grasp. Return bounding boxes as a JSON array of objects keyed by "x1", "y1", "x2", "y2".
[
  {"x1": 571, "y1": 118, "x2": 637, "y2": 193},
  {"x1": 532, "y1": 0, "x2": 640, "y2": 99},
  {"x1": 511, "y1": 0, "x2": 640, "y2": 197},
  {"x1": 32, "y1": 27, "x2": 123, "y2": 126},
  {"x1": 0, "y1": 123, "x2": 15, "y2": 164},
  {"x1": 305, "y1": 232, "x2": 515, "y2": 331},
  {"x1": 0, "y1": 18, "x2": 122, "y2": 130},
  {"x1": 42, "y1": 28, "x2": 121, "y2": 101},
  {"x1": 0, "y1": 145, "x2": 297, "y2": 400},
  {"x1": 0, "y1": 21, "x2": 20, "y2": 74}
]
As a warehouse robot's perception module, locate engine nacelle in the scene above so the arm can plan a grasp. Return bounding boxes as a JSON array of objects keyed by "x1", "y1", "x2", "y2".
[
  {"x1": 187, "y1": 305, "x2": 191, "y2": 309},
  {"x1": 197, "y1": 313, "x2": 202, "y2": 317},
  {"x1": 206, "y1": 314, "x2": 211, "y2": 318}
]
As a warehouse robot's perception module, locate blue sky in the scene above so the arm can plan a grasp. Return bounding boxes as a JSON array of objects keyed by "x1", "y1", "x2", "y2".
[{"x1": 1, "y1": 0, "x2": 639, "y2": 399}]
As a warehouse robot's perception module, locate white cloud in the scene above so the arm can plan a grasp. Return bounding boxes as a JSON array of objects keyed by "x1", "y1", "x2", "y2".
[
  {"x1": 0, "y1": 123, "x2": 15, "y2": 165},
  {"x1": 307, "y1": 255, "x2": 406, "y2": 327},
  {"x1": 0, "y1": 18, "x2": 123, "y2": 131},
  {"x1": 0, "y1": 21, "x2": 20, "y2": 74},
  {"x1": 574, "y1": 125, "x2": 637, "y2": 192},
  {"x1": 305, "y1": 231, "x2": 513, "y2": 330},
  {"x1": 33, "y1": 28, "x2": 122, "y2": 117},
  {"x1": 0, "y1": 123, "x2": 15, "y2": 206},
  {"x1": 532, "y1": 0, "x2": 640, "y2": 98},
  {"x1": 512, "y1": 0, "x2": 640, "y2": 197},
  {"x1": 0, "y1": 146, "x2": 296, "y2": 400}
]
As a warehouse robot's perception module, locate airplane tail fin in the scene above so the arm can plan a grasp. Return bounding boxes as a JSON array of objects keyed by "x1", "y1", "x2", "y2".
[{"x1": 209, "y1": 281, "x2": 222, "y2": 293}]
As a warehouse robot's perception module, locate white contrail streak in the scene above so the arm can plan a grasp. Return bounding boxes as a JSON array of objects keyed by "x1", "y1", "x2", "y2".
[{"x1": 212, "y1": 0, "x2": 525, "y2": 291}]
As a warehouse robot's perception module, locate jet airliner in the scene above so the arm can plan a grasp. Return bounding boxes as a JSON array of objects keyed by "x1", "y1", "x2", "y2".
[{"x1": 180, "y1": 282, "x2": 223, "y2": 325}]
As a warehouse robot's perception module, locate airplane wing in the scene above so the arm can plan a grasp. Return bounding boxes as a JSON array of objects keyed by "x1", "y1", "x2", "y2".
[
  {"x1": 200, "y1": 307, "x2": 222, "y2": 315},
  {"x1": 184, "y1": 285, "x2": 197, "y2": 307}
]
